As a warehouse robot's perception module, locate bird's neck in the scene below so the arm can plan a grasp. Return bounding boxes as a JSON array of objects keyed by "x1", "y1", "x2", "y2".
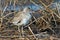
[{"x1": 23, "y1": 11, "x2": 30, "y2": 14}]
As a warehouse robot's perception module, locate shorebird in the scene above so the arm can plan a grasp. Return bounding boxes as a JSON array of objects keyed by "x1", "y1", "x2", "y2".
[
  {"x1": 12, "y1": 7, "x2": 32, "y2": 32},
  {"x1": 11, "y1": 7, "x2": 37, "y2": 39}
]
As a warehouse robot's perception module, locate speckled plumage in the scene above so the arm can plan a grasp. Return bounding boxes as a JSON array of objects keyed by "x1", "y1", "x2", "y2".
[{"x1": 12, "y1": 7, "x2": 32, "y2": 26}]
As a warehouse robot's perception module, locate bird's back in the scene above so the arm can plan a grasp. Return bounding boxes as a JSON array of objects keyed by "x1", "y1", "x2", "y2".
[{"x1": 12, "y1": 7, "x2": 32, "y2": 26}]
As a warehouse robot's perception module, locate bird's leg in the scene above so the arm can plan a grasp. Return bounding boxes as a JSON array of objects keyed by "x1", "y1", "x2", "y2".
[
  {"x1": 21, "y1": 26, "x2": 24, "y2": 37},
  {"x1": 18, "y1": 26, "x2": 22, "y2": 39},
  {"x1": 18, "y1": 26, "x2": 20, "y2": 32}
]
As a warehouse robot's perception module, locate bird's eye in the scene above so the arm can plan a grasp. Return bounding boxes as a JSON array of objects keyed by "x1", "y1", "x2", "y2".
[
  {"x1": 28, "y1": 8, "x2": 30, "y2": 9},
  {"x1": 27, "y1": 7, "x2": 30, "y2": 10}
]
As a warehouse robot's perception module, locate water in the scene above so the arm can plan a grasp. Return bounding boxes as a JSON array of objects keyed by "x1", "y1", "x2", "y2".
[
  {"x1": 3, "y1": 0, "x2": 60, "y2": 11},
  {"x1": 6, "y1": 3, "x2": 44, "y2": 11}
]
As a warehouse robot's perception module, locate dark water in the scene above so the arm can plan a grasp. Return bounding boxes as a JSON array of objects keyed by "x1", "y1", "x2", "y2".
[
  {"x1": 54, "y1": 0, "x2": 60, "y2": 2},
  {"x1": 2, "y1": 0, "x2": 60, "y2": 11}
]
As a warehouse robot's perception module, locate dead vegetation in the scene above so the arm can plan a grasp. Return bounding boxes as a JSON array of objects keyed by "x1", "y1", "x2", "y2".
[{"x1": 0, "y1": 0, "x2": 60, "y2": 40}]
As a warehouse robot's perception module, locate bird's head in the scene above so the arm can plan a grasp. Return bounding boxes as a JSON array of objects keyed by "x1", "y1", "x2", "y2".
[{"x1": 23, "y1": 7, "x2": 33, "y2": 14}]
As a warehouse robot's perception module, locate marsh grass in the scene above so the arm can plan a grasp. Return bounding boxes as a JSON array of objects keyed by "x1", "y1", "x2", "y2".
[{"x1": 0, "y1": 0, "x2": 60, "y2": 40}]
